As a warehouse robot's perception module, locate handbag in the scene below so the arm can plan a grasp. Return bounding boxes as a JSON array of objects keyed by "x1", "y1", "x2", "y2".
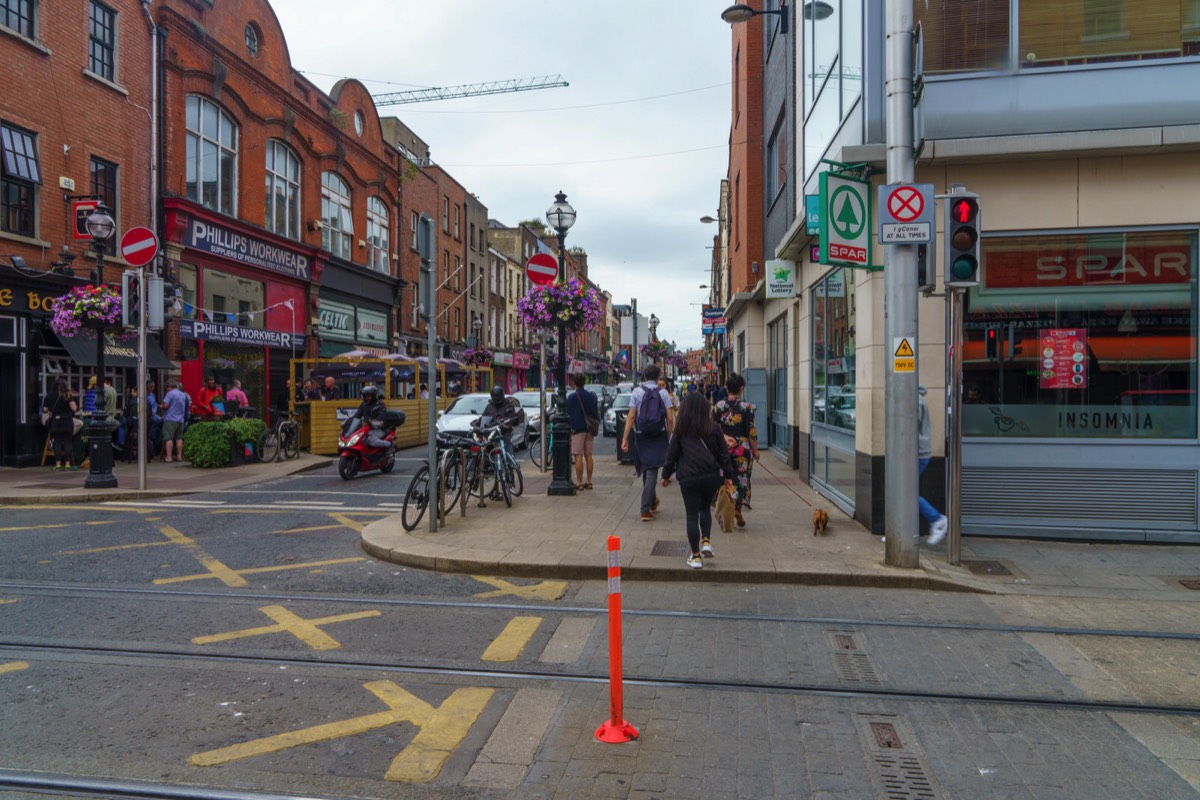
[{"x1": 576, "y1": 392, "x2": 600, "y2": 436}]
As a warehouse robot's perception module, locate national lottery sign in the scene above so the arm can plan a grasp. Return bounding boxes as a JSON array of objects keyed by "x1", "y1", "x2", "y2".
[{"x1": 182, "y1": 319, "x2": 306, "y2": 350}]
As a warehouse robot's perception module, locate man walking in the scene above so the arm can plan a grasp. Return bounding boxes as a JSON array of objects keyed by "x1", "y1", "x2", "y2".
[
  {"x1": 918, "y1": 385, "x2": 948, "y2": 545},
  {"x1": 621, "y1": 364, "x2": 675, "y2": 521},
  {"x1": 161, "y1": 379, "x2": 190, "y2": 463}
]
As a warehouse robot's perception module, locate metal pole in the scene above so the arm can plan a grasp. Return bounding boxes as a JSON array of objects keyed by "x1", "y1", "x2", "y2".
[
  {"x1": 883, "y1": 0, "x2": 919, "y2": 568},
  {"x1": 136, "y1": 263, "x2": 147, "y2": 490},
  {"x1": 946, "y1": 287, "x2": 963, "y2": 565},
  {"x1": 85, "y1": 242, "x2": 118, "y2": 489},
  {"x1": 547, "y1": 230, "x2": 576, "y2": 496},
  {"x1": 539, "y1": 336, "x2": 547, "y2": 474},
  {"x1": 417, "y1": 213, "x2": 438, "y2": 533},
  {"x1": 631, "y1": 299, "x2": 639, "y2": 377}
]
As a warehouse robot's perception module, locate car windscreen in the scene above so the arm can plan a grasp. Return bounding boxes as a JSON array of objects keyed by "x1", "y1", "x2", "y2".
[
  {"x1": 612, "y1": 394, "x2": 632, "y2": 409},
  {"x1": 446, "y1": 395, "x2": 490, "y2": 414},
  {"x1": 513, "y1": 392, "x2": 544, "y2": 408}
]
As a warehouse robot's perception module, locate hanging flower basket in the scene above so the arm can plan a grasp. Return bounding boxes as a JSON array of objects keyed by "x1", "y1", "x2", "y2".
[
  {"x1": 639, "y1": 340, "x2": 673, "y2": 362},
  {"x1": 49, "y1": 284, "x2": 122, "y2": 338},
  {"x1": 517, "y1": 279, "x2": 604, "y2": 334},
  {"x1": 461, "y1": 346, "x2": 493, "y2": 367},
  {"x1": 666, "y1": 352, "x2": 688, "y2": 370}
]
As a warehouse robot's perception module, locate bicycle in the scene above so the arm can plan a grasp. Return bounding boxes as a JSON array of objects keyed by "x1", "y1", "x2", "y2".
[
  {"x1": 400, "y1": 433, "x2": 470, "y2": 531},
  {"x1": 258, "y1": 409, "x2": 300, "y2": 463},
  {"x1": 463, "y1": 422, "x2": 515, "y2": 507}
]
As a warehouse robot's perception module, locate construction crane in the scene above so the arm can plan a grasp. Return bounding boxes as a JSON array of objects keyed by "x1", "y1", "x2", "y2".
[{"x1": 372, "y1": 75, "x2": 569, "y2": 107}]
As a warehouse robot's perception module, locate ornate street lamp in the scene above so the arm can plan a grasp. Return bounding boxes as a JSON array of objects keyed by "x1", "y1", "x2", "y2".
[
  {"x1": 84, "y1": 202, "x2": 118, "y2": 489},
  {"x1": 545, "y1": 190, "x2": 576, "y2": 497}
]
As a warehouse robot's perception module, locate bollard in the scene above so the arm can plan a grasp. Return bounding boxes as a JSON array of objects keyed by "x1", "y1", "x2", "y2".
[{"x1": 595, "y1": 535, "x2": 639, "y2": 743}]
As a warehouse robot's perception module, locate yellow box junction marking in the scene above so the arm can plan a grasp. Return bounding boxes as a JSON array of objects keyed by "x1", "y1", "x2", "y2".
[
  {"x1": 152, "y1": 525, "x2": 248, "y2": 587},
  {"x1": 0, "y1": 661, "x2": 29, "y2": 674},
  {"x1": 64, "y1": 540, "x2": 175, "y2": 555},
  {"x1": 190, "y1": 681, "x2": 493, "y2": 783},
  {"x1": 0, "y1": 520, "x2": 119, "y2": 533},
  {"x1": 893, "y1": 336, "x2": 915, "y2": 373},
  {"x1": 0, "y1": 598, "x2": 20, "y2": 605},
  {"x1": 192, "y1": 605, "x2": 381, "y2": 650},
  {"x1": 481, "y1": 616, "x2": 542, "y2": 662},
  {"x1": 273, "y1": 512, "x2": 386, "y2": 536},
  {"x1": 472, "y1": 576, "x2": 567, "y2": 601}
]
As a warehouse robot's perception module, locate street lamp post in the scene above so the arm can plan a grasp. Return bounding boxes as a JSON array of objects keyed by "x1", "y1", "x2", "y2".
[
  {"x1": 84, "y1": 202, "x2": 118, "y2": 489},
  {"x1": 471, "y1": 317, "x2": 484, "y2": 390},
  {"x1": 545, "y1": 190, "x2": 576, "y2": 497}
]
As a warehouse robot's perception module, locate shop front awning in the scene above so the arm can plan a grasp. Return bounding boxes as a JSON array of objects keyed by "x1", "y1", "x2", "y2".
[{"x1": 58, "y1": 333, "x2": 175, "y2": 370}]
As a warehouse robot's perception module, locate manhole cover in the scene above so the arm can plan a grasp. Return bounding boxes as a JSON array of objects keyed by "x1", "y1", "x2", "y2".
[
  {"x1": 962, "y1": 559, "x2": 1012, "y2": 576},
  {"x1": 650, "y1": 540, "x2": 691, "y2": 557}
]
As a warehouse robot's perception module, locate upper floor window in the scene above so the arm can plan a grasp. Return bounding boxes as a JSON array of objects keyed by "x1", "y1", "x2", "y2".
[
  {"x1": 264, "y1": 140, "x2": 300, "y2": 239},
  {"x1": 1, "y1": 0, "x2": 34, "y2": 38},
  {"x1": 0, "y1": 122, "x2": 40, "y2": 237},
  {"x1": 410, "y1": 211, "x2": 418, "y2": 250},
  {"x1": 454, "y1": 205, "x2": 460, "y2": 238},
  {"x1": 89, "y1": 156, "x2": 118, "y2": 229},
  {"x1": 321, "y1": 171, "x2": 352, "y2": 260},
  {"x1": 366, "y1": 196, "x2": 390, "y2": 273},
  {"x1": 185, "y1": 95, "x2": 237, "y2": 215},
  {"x1": 442, "y1": 196, "x2": 449, "y2": 232},
  {"x1": 88, "y1": 1, "x2": 116, "y2": 81},
  {"x1": 244, "y1": 23, "x2": 259, "y2": 57}
]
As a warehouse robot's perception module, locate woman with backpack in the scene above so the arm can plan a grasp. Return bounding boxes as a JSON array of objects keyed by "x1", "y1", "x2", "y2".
[
  {"x1": 660, "y1": 391, "x2": 735, "y2": 569},
  {"x1": 713, "y1": 373, "x2": 759, "y2": 528}
]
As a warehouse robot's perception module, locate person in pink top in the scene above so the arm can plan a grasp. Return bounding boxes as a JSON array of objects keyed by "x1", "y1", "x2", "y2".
[{"x1": 225, "y1": 379, "x2": 249, "y2": 411}]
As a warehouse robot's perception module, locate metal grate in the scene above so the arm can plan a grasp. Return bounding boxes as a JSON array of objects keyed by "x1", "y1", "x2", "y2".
[
  {"x1": 857, "y1": 715, "x2": 943, "y2": 800},
  {"x1": 825, "y1": 630, "x2": 882, "y2": 688},
  {"x1": 962, "y1": 559, "x2": 1013, "y2": 576},
  {"x1": 650, "y1": 540, "x2": 691, "y2": 557}
]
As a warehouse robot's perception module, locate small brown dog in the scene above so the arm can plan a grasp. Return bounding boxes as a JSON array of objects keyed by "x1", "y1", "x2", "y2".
[{"x1": 812, "y1": 508, "x2": 830, "y2": 536}]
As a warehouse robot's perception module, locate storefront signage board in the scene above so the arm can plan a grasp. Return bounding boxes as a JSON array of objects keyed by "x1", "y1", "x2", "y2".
[
  {"x1": 185, "y1": 216, "x2": 311, "y2": 281},
  {"x1": 512, "y1": 352, "x2": 531, "y2": 370},
  {"x1": 766, "y1": 259, "x2": 797, "y2": 298},
  {"x1": 805, "y1": 195, "x2": 821, "y2": 236},
  {"x1": 1039, "y1": 328, "x2": 1088, "y2": 390},
  {"x1": 182, "y1": 319, "x2": 306, "y2": 350},
  {"x1": 356, "y1": 308, "x2": 389, "y2": 347},
  {"x1": 819, "y1": 172, "x2": 871, "y2": 269}
]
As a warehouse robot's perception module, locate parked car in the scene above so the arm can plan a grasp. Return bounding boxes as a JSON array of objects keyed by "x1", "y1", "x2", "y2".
[
  {"x1": 603, "y1": 393, "x2": 632, "y2": 436},
  {"x1": 512, "y1": 390, "x2": 550, "y2": 447},
  {"x1": 828, "y1": 392, "x2": 856, "y2": 429},
  {"x1": 436, "y1": 392, "x2": 529, "y2": 448},
  {"x1": 584, "y1": 383, "x2": 610, "y2": 413}
]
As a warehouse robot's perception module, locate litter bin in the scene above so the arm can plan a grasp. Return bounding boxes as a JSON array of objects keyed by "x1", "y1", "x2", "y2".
[{"x1": 615, "y1": 409, "x2": 633, "y2": 464}]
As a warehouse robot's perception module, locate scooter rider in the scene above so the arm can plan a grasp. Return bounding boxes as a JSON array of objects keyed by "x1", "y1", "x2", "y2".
[
  {"x1": 357, "y1": 384, "x2": 391, "y2": 450},
  {"x1": 480, "y1": 384, "x2": 525, "y2": 453}
]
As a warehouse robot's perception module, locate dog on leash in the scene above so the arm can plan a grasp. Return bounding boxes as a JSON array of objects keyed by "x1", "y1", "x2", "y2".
[{"x1": 812, "y1": 508, "x2": 830, "y2": 536}]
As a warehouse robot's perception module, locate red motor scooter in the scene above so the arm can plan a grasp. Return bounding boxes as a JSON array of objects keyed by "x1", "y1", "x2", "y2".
[{"x1": 337, "y1": 408, "x2": 406, "y2": 480}]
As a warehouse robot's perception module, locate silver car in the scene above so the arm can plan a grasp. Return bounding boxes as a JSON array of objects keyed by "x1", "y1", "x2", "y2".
[{"x1": 436, "y1": 392, "x2": 529, "y2": 447}]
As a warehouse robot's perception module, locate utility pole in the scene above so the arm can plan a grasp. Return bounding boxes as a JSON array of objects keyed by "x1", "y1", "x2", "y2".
[{"x1": 883, "y1": 0, "x2": 920, "y2": 568}]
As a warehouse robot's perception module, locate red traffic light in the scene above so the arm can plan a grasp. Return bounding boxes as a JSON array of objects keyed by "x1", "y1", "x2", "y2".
[{"x1": 951, "y1": 198, "x2": 978, "y2": 224}]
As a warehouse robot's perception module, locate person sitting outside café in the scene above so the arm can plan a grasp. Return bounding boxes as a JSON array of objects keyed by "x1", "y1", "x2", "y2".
[
  {"x1": 161, "y1": 380, "x2": 191, "y2": 463},
  {"x1": 102, "y1": 376, "x2": 118, "y2": 422},
  {"x1": 193, "y1": 375, "x2": 224, "y2": 418},
  {"x1": 224, "y1": 379, "x2": 249, "y2": 415},
  {"x1": 145, "y1": 380, "x2": 163, "y2": 449},
  {"x1": 115, "y1": 385, "x2": 140, "y2": 453},
  {"x1": 319, "y1": 376, "x2": 339, "y2": 401},
  {"x1": 82, "y1": 376, "x2": 98, "y2": 414}
]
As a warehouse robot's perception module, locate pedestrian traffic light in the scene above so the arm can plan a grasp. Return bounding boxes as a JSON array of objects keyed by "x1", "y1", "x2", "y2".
[
  {"x1": 985, "y1": 325, "x2": 999, "y2": 359},
  {"x1": 121, "y1": 270, "x2": 141, "y2": 328},
  {"x1": 944, "y1": 192, "x2": 981, "y2": 288}
]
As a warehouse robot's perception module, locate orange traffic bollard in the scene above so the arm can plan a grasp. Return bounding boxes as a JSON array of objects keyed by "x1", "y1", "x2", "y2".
[{"x1": 595, "y1": 535, "x2": 639, "y2": 743}]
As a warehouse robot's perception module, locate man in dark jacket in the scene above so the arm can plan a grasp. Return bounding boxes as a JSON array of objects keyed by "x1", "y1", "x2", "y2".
[
  {"x1": 480, "y1": 385, "x2": 525, "y2": 455},
  {"x1": 567, "y1": 373, "x2": 599, "y2": 489},
  {"x1": 356, "y1": 384, "x2": 390, "y2": 450}
]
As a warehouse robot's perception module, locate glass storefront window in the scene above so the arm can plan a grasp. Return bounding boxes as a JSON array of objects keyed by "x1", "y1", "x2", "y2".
[
  {"x1": 202, "y1": 267, "x2": 265, "y2": 329},
  {"x1": 812, "y1": 269, "x2": 856, "y2": 430},
  {"x1": 964, "y1": 229, "x2": 1197, "y2": 439}
]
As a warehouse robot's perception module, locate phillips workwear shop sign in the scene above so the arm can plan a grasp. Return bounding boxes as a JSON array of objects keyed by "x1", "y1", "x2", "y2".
[
  {"x1": 181, "y1": 319, "x2": 306, "y2": 350},
  {"x1": 185, "y1": 217, "x2": 312, "y2": 281},
  {"x1": 766, "y1": 260, "x2": 797, "y2": 298}
]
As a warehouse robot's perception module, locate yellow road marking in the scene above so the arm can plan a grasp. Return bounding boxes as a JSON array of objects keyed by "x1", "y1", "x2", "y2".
[
  {"x1": 0, "y1": 661, "x2": 29, "y2": 674},
  {"x1": 273, "y1": 524, "x2": 344, "y2": 535},
  {"x1": 155, "y1": 557, "x2": 364, "y2": 585},
  {"x1": 190, "y1": 680, "x2": 493, "y2": 784},
  {"x1": 14, "y1": 506, "x2": 152, "y2": 514},
  {"x1": 212, "y1": 509, "x2": 388, "y2": 515},
  {"x1": 472, "y1": 576, "x2": 567, "y2": 601},
  {"x1": 192, "y1": 605, "x2": 381, "y2": 650},
  {"x1": 0, "y1": 598, "x2": 20, "y2": 605},
  {"x1": 0, "y1": 520, "x2": 120, "y2": 533},
  {"x1": 274, "y1": 512, "x2": 375, "y2": 535},
  {"x1": 154, "y1": 525, "x2": 246, "y2": 587},
  {"x1": 481, "y1": 616, "x2": 542, "y2": 662},
  {"x1": 63, "y1": 541, "x2": 174, "y2": 555},
  {"x1": 329, "y1": 513, "x2": 369, "y2": 533}
]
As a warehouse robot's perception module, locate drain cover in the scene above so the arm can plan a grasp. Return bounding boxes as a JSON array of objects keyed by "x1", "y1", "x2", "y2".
[
  {"x1": 856, "y1": 715, "x2": 943, "y2": 800},
  {"x1": 962, "y1": 559, "x2": 1012, "y2": 576},
  {"x1": 825, "y1": 630, "x2": 882, "y2": 688},
  {"x1": 650, "y1": 540, "x2": 691, "y2": 557}
]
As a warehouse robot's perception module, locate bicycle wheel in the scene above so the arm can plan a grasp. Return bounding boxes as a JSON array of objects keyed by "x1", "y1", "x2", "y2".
[
  {"x1": 529, "y1": 435, "x2": 545, "y2": 469},
  {"x1": 506, "y1": 457, "x2": 524, "y2": 497},
  {"x1": 258, "y1": 427, "x2": 280, "y2": 463},
  {"x1": 282, "y1": 423, "x2": 300, "y2": 459},
  {"x1": 494, "y1": 453, "x2": 512, "y2": 507},
  {"x1": 401, "y1": 466, "x2": 430, "y2": 531},
  {"x1": 441, "y1": 449, "x2": 465, "y2": 512}
]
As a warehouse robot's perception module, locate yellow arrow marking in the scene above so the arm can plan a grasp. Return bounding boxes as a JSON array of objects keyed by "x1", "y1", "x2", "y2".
[
  {"x1": 472, "y1": 576, "x2": 567, "y2": 601},
  {"x1": 154, "y1": 557, "x2": 364, "y2": 585},
  {"x1": 481, "y1": 616, "x2": 542, "y2": 662},
  {"x1": 192, "y1": 605, "x2": 381, "y2": 650},
  {"x1": 190, "y1": 680, "x2": 493, "y2": 784},
  {"x1": 0, "y1": 520, "x2": 119, "y2": 533},
  {"x1": 0, "y1": 661, "x2": 29, "y2": 674}
]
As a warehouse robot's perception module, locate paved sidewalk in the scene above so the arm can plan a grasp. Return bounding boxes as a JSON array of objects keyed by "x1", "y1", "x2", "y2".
[
  {"x1": 0, "y1": 452, "x2": 330, "y2": 505},
  {"x1": 359, "y1": 454, "x2": 1200, "y2": 600}
]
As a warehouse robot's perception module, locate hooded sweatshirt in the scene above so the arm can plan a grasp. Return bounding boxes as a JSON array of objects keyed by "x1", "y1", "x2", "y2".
[{"x1": 917, "y1": 385, "x2": 932, "y2": 459}]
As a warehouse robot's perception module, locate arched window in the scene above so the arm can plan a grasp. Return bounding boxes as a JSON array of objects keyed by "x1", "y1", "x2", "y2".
[
  {"x1": 264, "y1": 140, "x2": 300, "y2": 239},
  {"x1": 366, "y1": 197, "x2": 390, "y2": 273},
  {"x1": 321, "y1": 171, "x2": 352, "y2": 259},
  {"x1": 185, "y1": 95, "x2": 238, "y2": 215}
]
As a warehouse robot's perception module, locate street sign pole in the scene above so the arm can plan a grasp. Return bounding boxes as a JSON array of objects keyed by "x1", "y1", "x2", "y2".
[
  {"x1": 137, "y1": 262, "x2": 147, "y2": 491},
  {"x1": 883, "y1": 0, "x2": 919, "y2": 568},
  {"x1": 417, "y1": 213, "x2": 438, "y2": 533}
]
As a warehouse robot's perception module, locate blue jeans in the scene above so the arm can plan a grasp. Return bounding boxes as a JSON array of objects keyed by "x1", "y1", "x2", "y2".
[{"x1": 918, "y1": 457, "x2": 941, "y2": 525}]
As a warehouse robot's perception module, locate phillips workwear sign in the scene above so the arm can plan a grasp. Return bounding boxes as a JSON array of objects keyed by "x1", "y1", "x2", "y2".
[{"x1": 765, "y1": 260, "x2": 797, "y2": 298}]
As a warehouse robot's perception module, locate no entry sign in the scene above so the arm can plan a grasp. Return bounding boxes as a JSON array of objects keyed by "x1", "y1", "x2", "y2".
[
  {"x1": 525, "y1": 253, "x2": 558, "y2": 286},
  {"x1": 120, "y1": 226, "x2": 159, "y2": 267}
]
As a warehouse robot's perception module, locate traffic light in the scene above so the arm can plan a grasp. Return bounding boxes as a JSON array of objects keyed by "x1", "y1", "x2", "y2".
[
  {"x1": 917, "y1": 243, "x2": 935, "y2": 292},
  {"x1": 147, "y1": 275, "x2": 164, "y2": 330},
  {"x1": 944, "y1": 192, "x2": 981, "y2": 288},
  {"x1": 121, "y1": 270, "x2": 141, "y2": 328},
  {"x1": 985, "y1": 325, "x2": 999, "y2": 359}
]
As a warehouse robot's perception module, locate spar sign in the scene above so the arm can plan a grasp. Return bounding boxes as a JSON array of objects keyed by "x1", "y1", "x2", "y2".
[{"x1": 819, "y1": 172, "x2": 871, "y2": 269}]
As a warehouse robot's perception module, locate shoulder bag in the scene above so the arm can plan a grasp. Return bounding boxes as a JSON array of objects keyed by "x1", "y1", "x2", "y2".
[{"x1": 576, "y1": 391, "x2": 600, "y2": 436}]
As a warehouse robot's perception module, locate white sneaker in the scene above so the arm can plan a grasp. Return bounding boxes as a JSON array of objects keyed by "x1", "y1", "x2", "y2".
[
  {"x1": 700, "y1": 540, "x2": 714, "y2": 557},
  {"x1": 927, "y1": 516, "x2": 948, "y2": 545},
  {"x1": 686, "y1": 554, "x2": 703, "y2": 569}
]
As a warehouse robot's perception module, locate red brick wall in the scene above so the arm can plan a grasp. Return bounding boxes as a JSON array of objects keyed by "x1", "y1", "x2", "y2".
[{"x1": 729, "y1": 16, "x2": 764, "y2": 294}]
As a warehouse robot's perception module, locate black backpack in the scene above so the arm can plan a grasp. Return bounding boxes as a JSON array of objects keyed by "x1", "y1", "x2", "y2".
[{"x1": 635, "y1": 385, "x2": 667, "y2": 436}]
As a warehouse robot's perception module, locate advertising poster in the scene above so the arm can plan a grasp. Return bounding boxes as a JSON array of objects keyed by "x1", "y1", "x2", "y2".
[{"x1": 1039, "y1": 328, "x2": 1088, "y2": 390}]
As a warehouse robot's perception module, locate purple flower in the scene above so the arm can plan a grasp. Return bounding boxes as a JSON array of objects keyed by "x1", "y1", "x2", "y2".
[{"x1": 49, "y1": 285, "x2": 122, "y2": 338}]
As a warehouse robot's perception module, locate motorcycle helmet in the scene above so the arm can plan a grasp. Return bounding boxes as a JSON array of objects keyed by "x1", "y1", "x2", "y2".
[
  {"x1": 361, "y1": 384, "x2": 380, "y2": 402},
  {"x1": 490, "y1": 385, "x2": 505, "y2": 403}
]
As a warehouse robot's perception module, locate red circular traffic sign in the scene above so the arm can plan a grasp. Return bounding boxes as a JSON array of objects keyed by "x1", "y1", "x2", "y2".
[
  {"x1": 525, "y1": 253, "x2": 558, "y2": 286},
  {"x1": 886, "y1": 186, "x2": 924, "y2": 223},
  {"x1": 120, "y1": 226, "x2": 159, "y2": 267}
]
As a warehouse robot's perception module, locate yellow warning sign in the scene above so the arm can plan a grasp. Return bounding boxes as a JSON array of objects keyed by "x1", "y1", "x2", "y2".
[{"x1": 892, "y1": 337, "x2": 915, "y2": 373}]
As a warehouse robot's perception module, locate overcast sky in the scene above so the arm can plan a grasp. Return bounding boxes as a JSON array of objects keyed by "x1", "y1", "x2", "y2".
[{"x1": 272, "y1": 1, "x2": 734, "y2": 352}]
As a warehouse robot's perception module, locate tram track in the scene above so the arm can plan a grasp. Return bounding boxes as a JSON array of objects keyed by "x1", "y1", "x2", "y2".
[{"x1": 1, "y1": 579, "x2": 1198, "y2": 642}]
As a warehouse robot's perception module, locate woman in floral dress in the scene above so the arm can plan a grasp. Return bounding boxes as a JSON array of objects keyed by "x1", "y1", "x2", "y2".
[{"x1": 712, "y1": 373, "x2": 759, "y2": 528}]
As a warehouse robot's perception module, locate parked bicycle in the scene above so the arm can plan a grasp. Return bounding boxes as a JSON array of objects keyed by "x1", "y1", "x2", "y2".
[
  {"x1": 258, "y1": 408, "x2": 300, "y2": 463},
  {"x1": 401, "y1": 432, "x2": 470, "y2": 531}
]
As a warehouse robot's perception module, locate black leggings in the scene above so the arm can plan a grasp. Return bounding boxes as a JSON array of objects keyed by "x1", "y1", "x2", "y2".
[
  {"x1": 677, "y1": 474, "x2": 724, "y2": 554},
  {"x1": 52, "y1": 431, "x2": 73, "y2": 464}
]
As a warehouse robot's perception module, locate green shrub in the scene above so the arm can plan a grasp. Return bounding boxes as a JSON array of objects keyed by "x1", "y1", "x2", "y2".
[
  {"x1": 228, "y1": 417, "x2": 266, "y2": 445},
  {"x1": 181, "y1": 422, "x2": 230, "y2": 469}
]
